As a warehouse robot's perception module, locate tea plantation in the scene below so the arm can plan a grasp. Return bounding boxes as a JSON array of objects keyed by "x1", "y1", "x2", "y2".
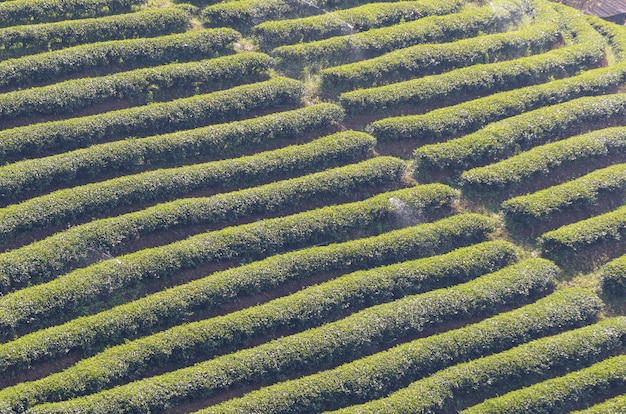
[{"x1": 0, "y1": 0, "x2": 625, "y2": 412}]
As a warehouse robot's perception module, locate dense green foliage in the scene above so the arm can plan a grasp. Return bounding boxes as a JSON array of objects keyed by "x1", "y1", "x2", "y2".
[
  {"x1": 320, "y1": 17, "x2": 561, "y2": 92},
  {"x1": 0, "y1": 216, "x2": 493, "y2": 377},
  {"x1": 340, "y1": 41, "x2": 603, "y2": 114},
  {"x1": 463, "y1": 354, "x2": 626, "y2": 413},
  {"x1": 0, "y1": 156, "x2": 404, "y2": 291},
  {"x1": 540, "y1": 204, "x2": 626, "y2": 257},
  {"x1": 0, "y1": 103, "x2": 344, "y2": 201},
  {"x1": 13, "y1": 258, "x2": 556, "y2": 413},
  {"x1": 0, "y1": 29, "x2": 240, "y2": 90},
  {"x1": 0, "y1": 6, "x2": 193, "y2": 60},
  {"x1": 2, "y1": 0, "x2": 625, "y2": 411},
  {"x1": 271, "y1": 0, "x2": 525, "y2": 68},
  {"x1": 414, "y1": 94, "x2": 626, "y2": 177},
  {"x1": 0, "y1": 240, "x2": 518, "y2": 409},
  {"x1": 201, "y1": 0, "x2": 435, "y2": 30},
  {"x1": 0, "y1": 186, "x2": 464, "y2": 335},
  {"x1": 461, "y1": 126, "x2": 626, "y2": 193},
  {"x1": 0, "y1": 76, "x2": 304, "y2": 163},
  {"x1": 572, "y1": 394, "x2": 626, "y2": 413},
  {"x1": 502, "y1": 163, "x2": 626, "y2": 225},
  {"x1": 199, "y1": 288, "x2": 604, "y2": 413},
  {"x1": 0, "y1": 130, "x2": 375, "y2": 256},
  {"x1": 0, "y1": 52, "x2": 272, "y2": 122},
  {"x1": 598, "y1": 254, "x2": 626, "y2": 296},
  {"x1": 334, "y1": 317, "x2": 626, "y2": 413},
  {"x1": 0, "y1": 0, "x2": 145, "y2": 28},
  {"x1": 368, "y1": 64, "x2": 626, "y2": 144},
  {"x1": 252, "y1": 0, "x2": 465, "y2": 50}
]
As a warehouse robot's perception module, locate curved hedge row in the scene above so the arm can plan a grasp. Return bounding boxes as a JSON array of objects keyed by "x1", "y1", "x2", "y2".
[
  {"x1": 585, "y1": 12, "x2": 626, "y2": 60},
  {"x1": 333, "y1": 316, "x2": 626, "y2": 413},
  {"x1": 0, "y1": 103, "x2": 344, "y2": 201},
  {"x1": 0, "y1": 186, "x2": 463, "y2": 335},
  {"x1": 368, "y1": 63, "x2": 626, "y2": 144},
  {"x1": 199, "y1": 288, "x2": 603, "y2": 414},
  {"x1": 572, "y1": 394, "x2": 626, "y2": 413},
  {"x1": 540, "y1": 204, "x2": 626, "y2": 257},
  {"x1": 0, "y1": 155, "x2": 403, "y2": 292},
  {"x1": 502, "y1": 163, "x2": 626, "y2": 225},
  {"x1": 339, "y1": 40, "x2": 604, "y2": 114},
  {"x1": 0, "y1": 52, "x2": 272, "y2": 122},
  {"x1": 271, "y1": 0, "x2": 525, "y2": 68},
  {"x1": 0, "y1": 130, "x2": 372, "y2": 246},
  {"x1": 10, "y1": 258, "x2": 557, "y2": 414},
  {"x1": 0, "y1": 76, "x2": 304, "y2": 165},
  {"x1": 0, "y1": 28, "x2": 240, "y2": 90},
  {"x1": 320, "y1": 16, "x2": 561, "y2": 92},
  {"x1": 0, "y1": 240, "x2": 518, "y2": 408},
  {"x1": 414, "y1": 93, "x2": 626, "y2": 177},
  {"x1": 0, "y1": 0, "x2": 145, "y2": 29},
  {"x1": 463, "y1": 354, "x2": 626, "y2": 413},
  {"x1": 461, "y1": 126, "x2": 626, "y2": 193},
  {"x1": 0, "y1": 6, "x2": 193, "y2": 60},
  {"x1": 0, "y1": 214, "x2": 493, "y2": 378},
  {"x1": 597, "y1": 253, "x2": 626, "y2": 296},
  {"x1": 201, "y1": 0, "x2": 307, "y2": 31},
  {"x1": 200, "y1": 0, "x2": 419, "y2": 31},
  {"x1": 252, "y1": 0, "x2": 465, "y2": 50}
]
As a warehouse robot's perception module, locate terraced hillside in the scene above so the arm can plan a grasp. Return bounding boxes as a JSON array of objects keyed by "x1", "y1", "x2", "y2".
[{"x1": 0, "y1": 0, "x2": 625, "y2": 412}]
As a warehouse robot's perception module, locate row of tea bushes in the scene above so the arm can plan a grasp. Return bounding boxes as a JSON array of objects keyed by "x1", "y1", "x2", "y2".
[
  {"x1": 0, "y1": 156, "x2": 405, "y2": 292},
  {"x1": 461, "y1": 126, "x2": 626, "y2": 194},
  {"x1": 0, "y1": 130, "x2": 373, "y2": 245},
  {"x1": 271, "y1": 0, "x2": 525, "y2": 68},
  {"x1": 0, "y1": 76, "x2": 304, "y2": 163},
  {"x1": 598, "y1": 254, "x2": 626, "y2": 296},
  {"x1": 200, "y1": 288, "x2": 603, "y2": 413},
  {"x1": 0, "y1": 0, "x2": 145, "y2": 29},
  {"x1": 333, "y1": 317, "x2": 626, "y2": 413},
  {"x1": 0, "y1": 186, "x2": 463, "y2": 335},
  {"x1": 585, "y1": 13, "x2": 626, "y2": 60},
  {"x1": 200, "y1": 0, "x2": 420, "y2": 31},
  {"x1": 502, "y1": 163, "x2": 626, "y2": 225},
  {"x1": 573, "y1": 394, "x2": 626, "y2": 413},
  {"x1": 319, "y1": 15, "x2": 560, "y2": 93},
  {"x1": 9, "y1": 258, "x2": 557, "y2": 413},
  {"x1": 339, "y1": 39, "x2": 604, "y2": 115},
  {"x1": 413, "y1": 93, "x2": 626, "y2": 178},
  {"x1": 0, "y1": 240, "x2": 518, "y2": 409},
  {"x1": 540, "y1": 204, "x2": 626, "y2": 257},
  {"x1": 252, "y1": 0, "x2": 465, "y2": 50},
  {"x1": 338, "y1": 0, "x2": 605, "y2": 113},
  {"x1": 0, "y1": 6, "x2": 193, "y2": 60},
  {"x1": 0, "y1": 103, "x2": 345, "y2": 202},
  {"x1": 0, "y1": 214, "x2": 489, "y2": 378},
  {"x1": 201, "y1": 0, "x2": 310, "y2": 31},
  {"x1": 0, "y1": 52, "x2": 272, "y2": 122},
  {"x1": 367, "y1": 63, "x2": 626, "y2": 144},
  {"x1": 0, "y1": 28, "x2": 240, "y2": 90},
  {"x1": 463, "y1": 354, "x2": 626, "y2": 413}
]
